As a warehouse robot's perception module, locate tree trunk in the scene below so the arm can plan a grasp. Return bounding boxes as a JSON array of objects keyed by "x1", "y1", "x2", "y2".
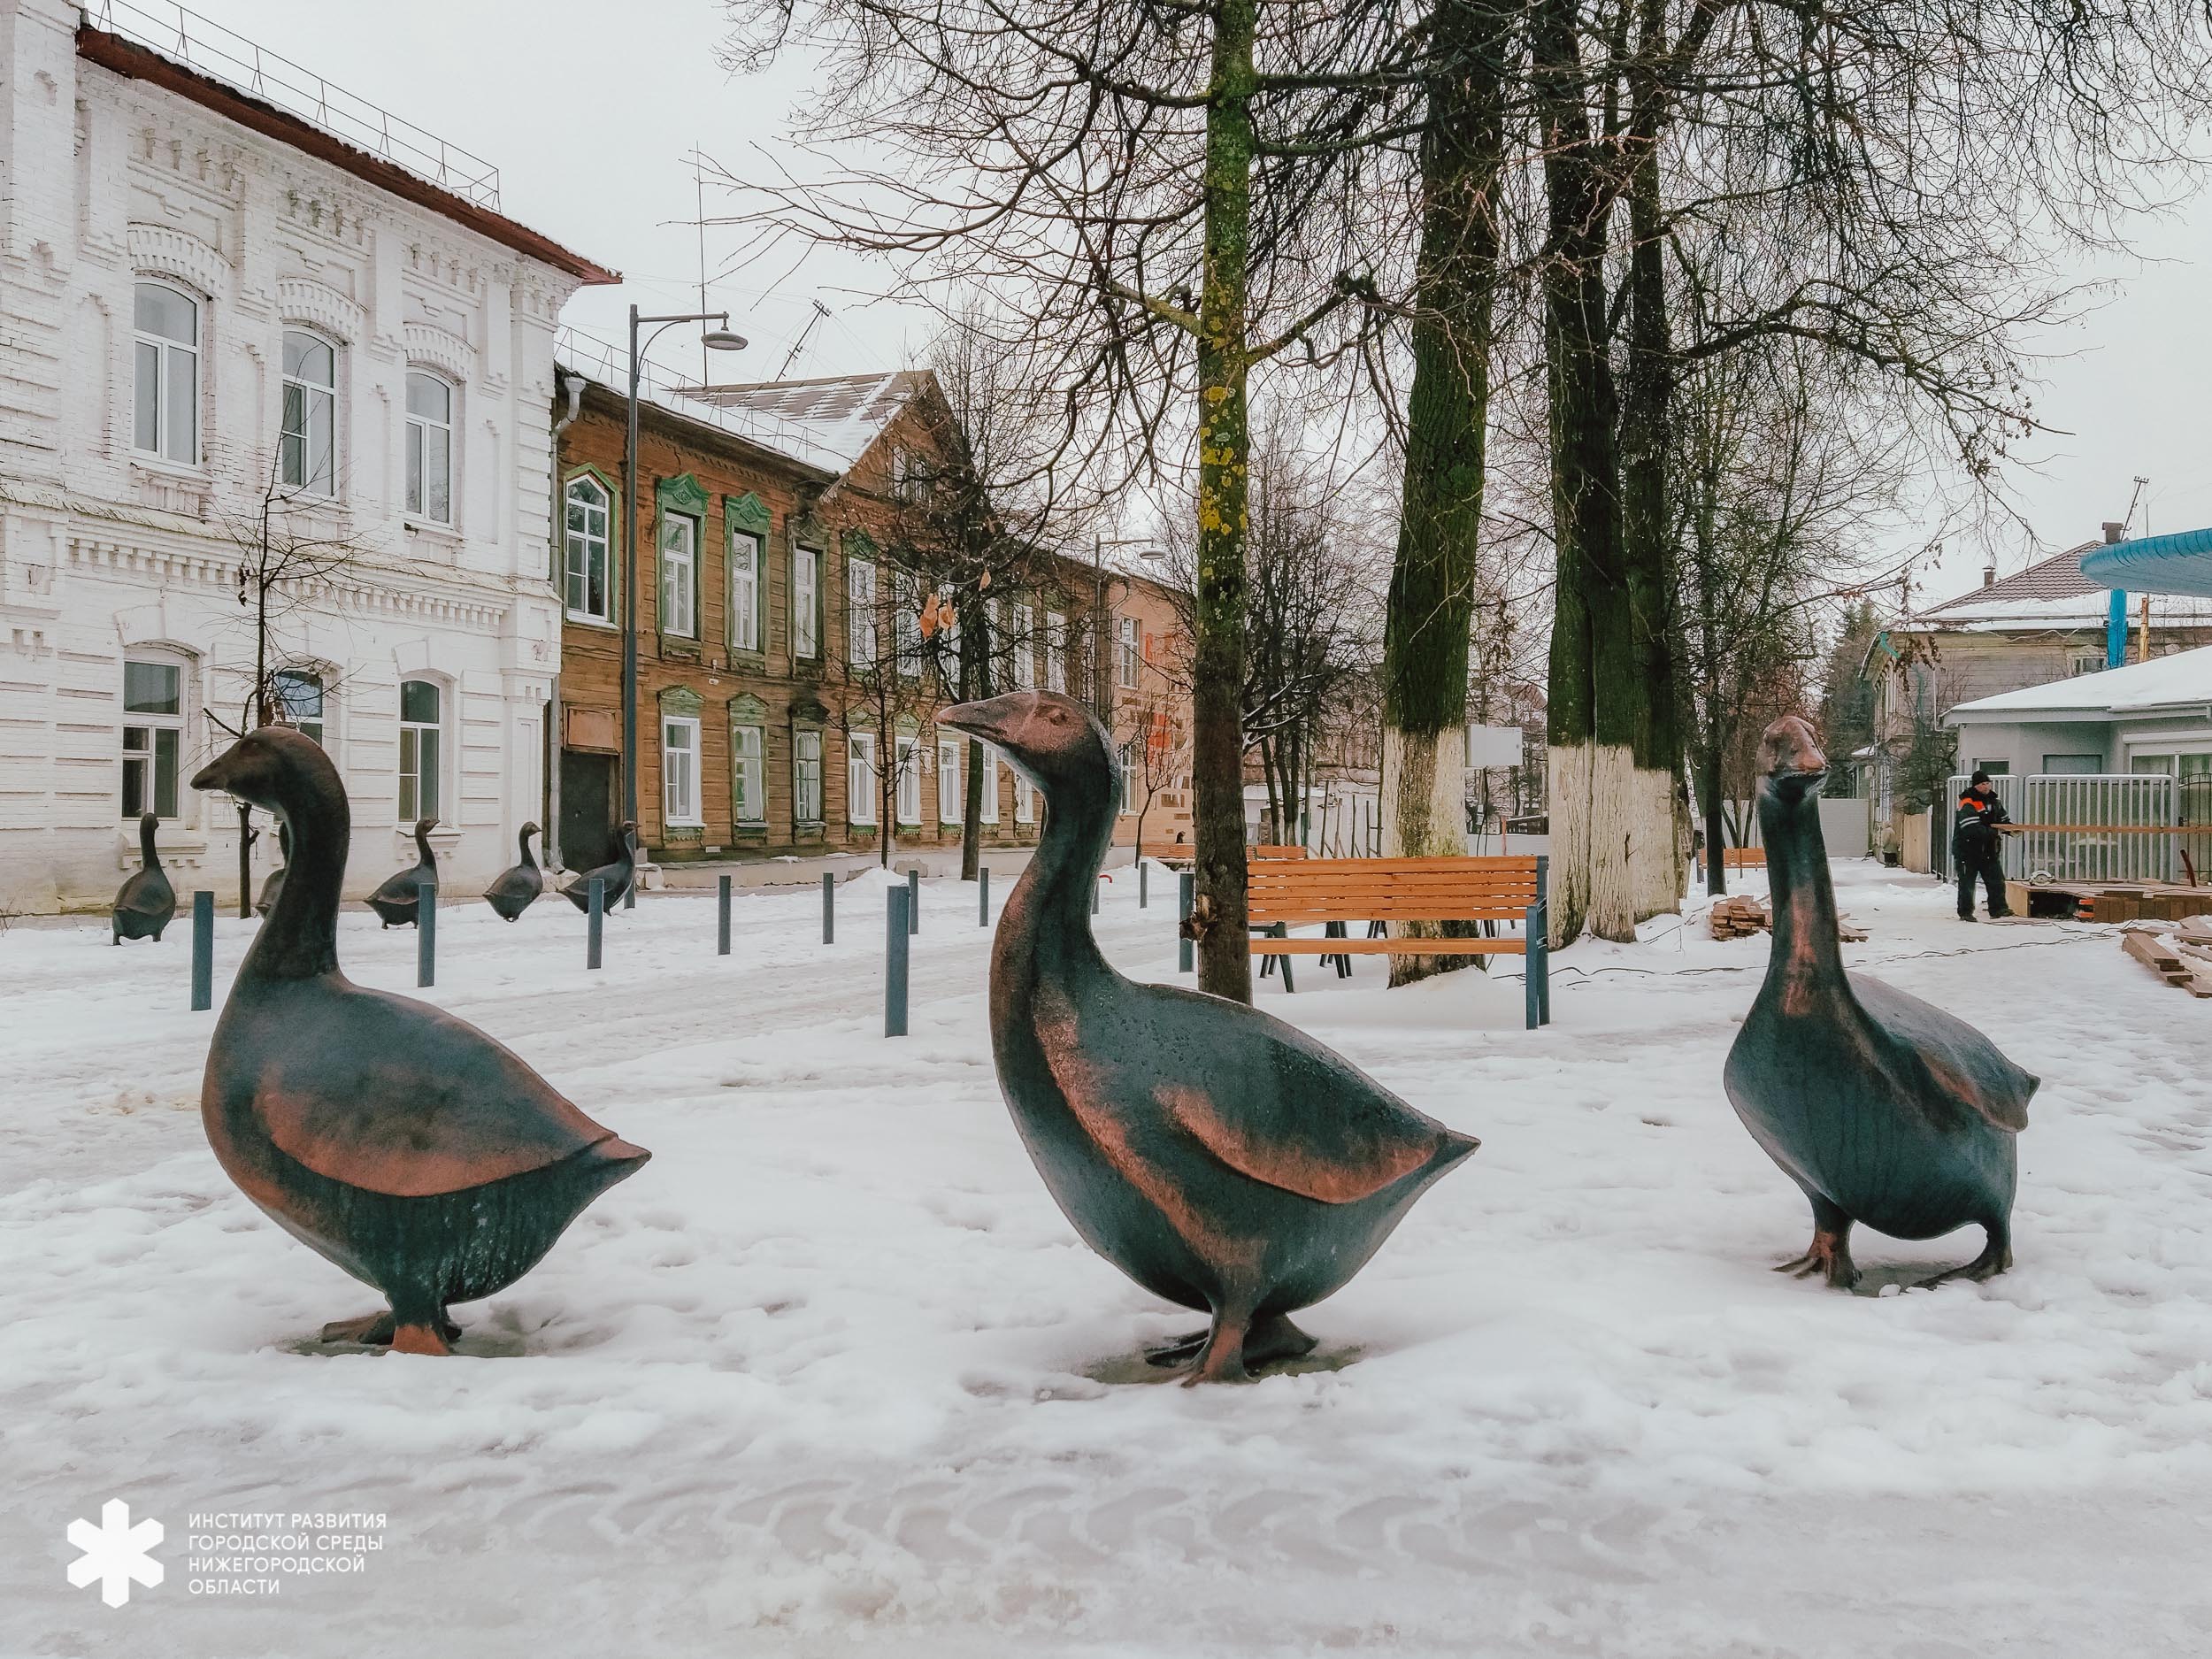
[
  {"x1": 1190, "y1": 0, "x2": 1256, "y2": 1005},
  {"x1": 1536, "y1": 0, "x2": 1637, "y2": 946},
  {"x1": 235, "y1": 803, "x2": 254, "y2": 919},
  {"x1": 958, "y1": 590, "x2": 988, "y2": 880},
  {"x1": 1378, "y1": 0, "x2": 1511, "y2": 984},
  {"x1": 1618, "y1": 0, "x2": 1687, "y2": 924}
]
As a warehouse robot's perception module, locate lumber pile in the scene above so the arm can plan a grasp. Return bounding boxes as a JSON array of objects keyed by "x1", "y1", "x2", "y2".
[
  {"x1": 2120, "y1": 924, "x2": 2212, "y2": 998},
  {"x1": 1708, "y1": 897, "x2": 1867, "y2": 943}
]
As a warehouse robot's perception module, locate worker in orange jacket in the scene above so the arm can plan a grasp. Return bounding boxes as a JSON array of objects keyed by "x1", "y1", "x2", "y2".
[{"x1": 1954, "y1": 771, "x2": 2014, "y2": 921}]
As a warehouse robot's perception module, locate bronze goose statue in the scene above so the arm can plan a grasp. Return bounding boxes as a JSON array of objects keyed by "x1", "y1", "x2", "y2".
[
  {"x1": 939, "y1": 690, "x2": 1479, "y2": 1383},
  {"x1": 111, "y1": 812, "x2": 176, "y2": 944},
  {"x1": 1724, "y1": 717, "x2": 2035, "y2": 1289},
  {"x1": 484, "y1": 822, "x2": 543, "y2": 922},
  {"x1": 190, "y1": 726, "x2": 650, "y2": 1354},
  {"x1": 560, "y1": 822, "x2": 639, "y2": 912},
  {"x1": 256, "y1": 821, "x2": 290, "y2": 918},
  {"x1": 365, "y1": 818, "x2": 438, "y2": 927}
]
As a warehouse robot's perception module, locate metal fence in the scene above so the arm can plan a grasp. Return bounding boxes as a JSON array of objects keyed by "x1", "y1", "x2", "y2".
[{"x1": 1947, "y1": 772, "x2": 2178, "y2": 883}]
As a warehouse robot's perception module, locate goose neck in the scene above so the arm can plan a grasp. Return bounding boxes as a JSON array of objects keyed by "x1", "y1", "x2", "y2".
[
  {"x1": 242, "y1": 772, "x2": 348, "y2": 983},
  {"x1": 1757, "y1": 782, "x2": 1845, "y2": 997},
  {"x1": 1000, "y1": 773, "x2": 1115, "y2": 979}
]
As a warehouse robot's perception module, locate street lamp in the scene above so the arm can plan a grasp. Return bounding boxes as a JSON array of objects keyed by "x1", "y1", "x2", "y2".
[{"x1": 622, "y1": 306, "x2": 748, "y2": 904}]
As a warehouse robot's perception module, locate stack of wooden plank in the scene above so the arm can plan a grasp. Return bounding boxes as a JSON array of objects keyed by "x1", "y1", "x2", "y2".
[
  {"x1": 1707, "y1": 897, "x2": 1867, "y2": 943},
  {"x1": 2120, "y1": 926, "x2": 2212, "y2": 997},
  {"x1": 2008, "y1": 879, "x2": 2212, "y2": 923}
]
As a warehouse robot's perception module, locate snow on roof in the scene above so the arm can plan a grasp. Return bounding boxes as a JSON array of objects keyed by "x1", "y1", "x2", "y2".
[
  {"x1": 553, "y1": 333, "x2": 847, "y2": 478},
  {"x1": 1915, "y1": 541, "x2": 2212, "y2": 630},
  {"x1": 1948, "y1": 641, "x2": 2212, "y2": 718},
  {"x1": 679, "y1": 372, "x2": 931, "y2": 470}
]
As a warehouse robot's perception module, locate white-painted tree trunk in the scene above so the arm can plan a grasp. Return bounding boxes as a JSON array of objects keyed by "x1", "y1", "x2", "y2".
[
  {"x1": 1380, "y1": 724, "x2": 1470, "y2": 985},
  {"x1": 1547, "y1": 741, "x2": 1643, "y2": 945}
]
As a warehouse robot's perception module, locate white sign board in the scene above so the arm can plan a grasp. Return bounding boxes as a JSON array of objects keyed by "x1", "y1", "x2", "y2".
[{"x1": 1465, "y1": 724, "x2": 1525, "y2": 770}]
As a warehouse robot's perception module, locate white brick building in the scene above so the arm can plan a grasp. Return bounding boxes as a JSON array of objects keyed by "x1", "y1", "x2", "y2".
[{"x1": 0, "y1": 0, "x2": 615, "y2": 911}]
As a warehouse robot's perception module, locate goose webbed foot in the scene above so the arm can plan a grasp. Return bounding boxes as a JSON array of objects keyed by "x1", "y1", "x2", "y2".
[
  {"x1": 320, "y1": 1310, "x2": 462, "y2": 1348},
  {"x1": 1146, "y1": 1311, "x2": 1317, "y2": 1375},
  {"x1": 1774, "y1": 1229, "x2": 1860, "y2": 1291},
  {"x1": 1915, "y1": 1225, "x2": 2012, "y2": 1289}
]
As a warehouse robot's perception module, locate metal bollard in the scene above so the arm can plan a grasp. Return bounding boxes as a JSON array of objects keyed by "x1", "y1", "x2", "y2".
[
  {"x1": 822, "y1": 872, "x2": 835, "y2": 944},
  {"x1": 1140, "y1": 859, "x2": 1148, "y2": 908},
  {"x1": 416, "y1": 877, "x2": 436, "y2": 988},
  {"x1": 907, "y1": 867, "x2": 920, "y2": 935},
  {"x1": 587, "y1": 877, "x2": 604, "y2": 971},
  {"x1": 978, "y1": 865, "x2": 989, "y2": 927},
  {"x1": 1178, "y1": 872, "x2": 1194, "y2": 974},
  {"x1": 190, "y1": 890, "x2": 214, "y2": 1010},
  {"x1": 885, "y1": 887, "x2": 910, "y2": 1037},
  {"x1": 718, "y1": 873, "x2": 732, "y2": 956}
]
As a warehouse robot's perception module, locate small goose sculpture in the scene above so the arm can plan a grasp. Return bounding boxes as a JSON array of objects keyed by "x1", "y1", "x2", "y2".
[
  {"x1": 560, "y1": 822, "x2": 639, "y2": 912},
  {"x1": 365, "y1": 818, "x2": 438, "y2": 927},
  {"x1": 190, "y1": 726, "x2": 649, "y2": 1354},
  {"x1": 1724, "y1": 717, "x2": 2035, "y2": 1289},
  {"x1": 939, "y1": 690, "x2": 1479, "y2": 1383},
  {"x1": 111, "y1": 812, "x2": 176, "y2": 944},
  {"x1": 484, "y1": 822, "x2": 544, "y2": 922}
]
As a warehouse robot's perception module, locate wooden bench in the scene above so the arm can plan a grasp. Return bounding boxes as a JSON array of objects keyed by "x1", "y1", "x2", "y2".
[
  {"x1": 1722, "y1": 847, "x2": 1765, "y2": 871},
  {"x1": 1245, "y1": 856, "x2": 1551, "y2": 1029},
  {"x1": 1251, "y1": 843, "x2": 1309, "y2": 860}
]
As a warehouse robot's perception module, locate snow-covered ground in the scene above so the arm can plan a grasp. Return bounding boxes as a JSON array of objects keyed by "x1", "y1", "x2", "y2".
[{"x1": 4, "y1": 861, "x2": 2208, "y2": 1657}]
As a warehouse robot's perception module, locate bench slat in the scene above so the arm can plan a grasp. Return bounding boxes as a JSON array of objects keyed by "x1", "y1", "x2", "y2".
[{"x1": 1251, "y1": 939, "x2": 1529, "y2": 956}]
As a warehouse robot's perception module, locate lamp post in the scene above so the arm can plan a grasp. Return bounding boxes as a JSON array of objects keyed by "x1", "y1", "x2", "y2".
[
  {"x1": 623, "y1": 308, "x2": 748, "y2": 856},
  {"x1": 1089, "y1": 535, "x2": 1164, "y2": 722}
]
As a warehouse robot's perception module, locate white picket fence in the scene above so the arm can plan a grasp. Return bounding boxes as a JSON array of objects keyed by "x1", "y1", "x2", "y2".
[{"x1": 1946, "y1": 772, "x2": 2177, "y2": 882}]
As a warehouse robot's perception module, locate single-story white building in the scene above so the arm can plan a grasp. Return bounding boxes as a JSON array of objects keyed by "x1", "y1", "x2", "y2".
[{"x1": 1946, "y1": 643, "x2": 2212, "y2": 782}]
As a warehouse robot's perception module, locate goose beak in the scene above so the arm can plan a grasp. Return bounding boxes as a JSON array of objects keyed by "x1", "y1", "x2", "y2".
[
  {"x1": 190, "y1": 749, "x2": 241, "y2": 794},
  {"x1": 938, "y1": 694, "x2": 1025, "y2": 747}
]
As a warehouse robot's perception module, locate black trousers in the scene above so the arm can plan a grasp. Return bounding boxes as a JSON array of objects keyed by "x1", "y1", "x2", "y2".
[{"x1": 1955, "y1": 843, "x2": 2008, "y2": 917}]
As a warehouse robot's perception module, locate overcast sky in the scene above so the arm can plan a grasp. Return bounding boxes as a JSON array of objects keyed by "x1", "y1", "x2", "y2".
[{"x1": 187, "y1": 0, "x2": 2212, "y2": 603}]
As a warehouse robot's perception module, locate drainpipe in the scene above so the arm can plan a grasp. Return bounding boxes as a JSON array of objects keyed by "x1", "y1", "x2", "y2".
[{"x1": 546, "y1": 370, "x2": 586, "y2": 871}]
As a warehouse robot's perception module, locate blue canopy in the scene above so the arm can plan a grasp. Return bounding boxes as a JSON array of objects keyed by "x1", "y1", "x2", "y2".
[{"x1": 2079, "y1": 526, "x2": 2212, "y2": 599}]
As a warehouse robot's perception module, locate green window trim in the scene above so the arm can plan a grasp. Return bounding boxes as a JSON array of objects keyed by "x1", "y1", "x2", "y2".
[
  {"x1": 560, "y1": 465, "x2": 623, "y2": 627},
  {"x1": 657, "y1": 683, "x2": 705, "y2": 718},
  {"x1": 726, "y1": 494, "x2": 770, "y2": 657},
  {"x1": 654, "y1": 474, "x2": 707, "y2": 645}
]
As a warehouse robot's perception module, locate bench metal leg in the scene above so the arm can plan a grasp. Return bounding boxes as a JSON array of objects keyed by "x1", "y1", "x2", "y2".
[
  {"x1": 1525, "y1": 900, "x2": 1549, "y2": 1028},
  {"x1": 1325, "y1": 919, "x2": 1350, "y2": 976},
  {"x1": 1273, "y1": 923, "x2": 1294, "y2": 993}
]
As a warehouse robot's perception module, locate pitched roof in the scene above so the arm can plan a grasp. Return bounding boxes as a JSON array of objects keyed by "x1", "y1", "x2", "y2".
[
  {"x1": 680, "y1": 373, "x2": 931, "y2": 469},
  {"x1": 1916, "y1": 541, "x2": 2212, "y2": 630},
  {"x1": 1949, "y1": 641, "x2": 2212, "y2": 718}
]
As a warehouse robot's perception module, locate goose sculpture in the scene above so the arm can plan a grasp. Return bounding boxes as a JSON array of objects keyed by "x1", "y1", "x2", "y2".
[
  {"x1": 190, "y1": 726, "x2": 649, "y2": 1354},
  {"x1": 484, "y1": 822, "x2": 543, "y2": 922},
  {"x1": 1724, "y1": 716, "x2": 2035, "y2": 1289},
  {"x1": 256, "y1": 821, "x2": 290, "y2": 918},
  {"x1": 365, "y1": 818, "x2": 438, "y2": 927},
  {"x1": 939, "y1": 690, "x2": 1479, "y2": 1383},
  {"x1": 111, "y1": 812, "x2": 176, "y2": 944},
  {"x1": 560, "y1": 822, "x2": 638, "y2": 913}
]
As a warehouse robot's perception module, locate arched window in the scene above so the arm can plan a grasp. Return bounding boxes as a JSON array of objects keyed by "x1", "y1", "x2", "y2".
[
  {"x1": 280, "y1": 329, "x2": 337, "y2": 496},
  {"x1": 404, "y1": 371, "x2": 454, "y2": 524},
  {"x1": 133, "y1": 280, "x2": 200, "y2": 465},
  {"x1": 120, "y1": 650, "x2": 192, "y2": 818},
  {"x1": 398, "y1": 678, "x2": 443, "y2": 821},
  {"x1": 272, "y1": 667, "x2": 326, "y2": 748},
  {"x1": 564, "y1": 474, "x2": 611, "y2": 621}
]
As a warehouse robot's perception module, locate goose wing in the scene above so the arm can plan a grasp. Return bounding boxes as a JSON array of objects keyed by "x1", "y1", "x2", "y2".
[
  {"x1": 252, "y1": 987, "x2": 618, "y2": 1196},
  {"x1": 1046, "y1": 979, "x2": 1468, "y2": 1204},
  {"x1": 114, "y1": 871, "x2": 173, "y2": 916},
  {"x1": 1851, "y1": 973, "x2": 2036, "y2": 1133}
]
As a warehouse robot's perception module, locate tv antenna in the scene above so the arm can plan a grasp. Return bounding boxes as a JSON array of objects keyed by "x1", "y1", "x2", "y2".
[{"x1": 779, "y1": 299, "x2": 833, "y2": 380}]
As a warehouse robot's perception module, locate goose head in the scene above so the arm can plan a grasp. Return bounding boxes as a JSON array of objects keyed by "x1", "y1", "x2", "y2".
[
  {"x1": 192, "y1": 725, "x2": 334, "y2": 818},
  {"x1": 939, "y1": 690, "x2": 1115, "y2": 803},
  {"x1": 1757, "y1": 716, "x2": 1828, "y2": 803}
]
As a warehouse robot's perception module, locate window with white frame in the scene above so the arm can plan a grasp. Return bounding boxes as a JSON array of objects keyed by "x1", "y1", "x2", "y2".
[
  {"x1": 120, "y1": 657, "x2": 186, "y2": 818},
  {"x1": 663, "y1": 715, "x2": 702, "y2": 824},
  {"x1": 732, "y1": 722, "x2": 765, "y2": 823},
  {"x1": 730, "y1": 530, "x2": 762, "y2": 652},
  {"x1": 2068, "y1": 649, "x2": 2105, "y2": 677},
  {"x1": 979, "y1": 742, "x2": 1001, "y2": 824},
  {"x1": 280, "y1": 329, "x2": 337, "y2": 496},
  {"x1": 661, "y1": 512, "x2": 698, "y2": 638},
  {"x1": 1013, "y1": 768, "x2": 1036, "y2": 825},
  {"x1": 896, "y1": 734, "x2": 922, "y2": 824},
  {"x1": 398, "y1": 678, "x2": 442, "y2": 821},
  {"x1": 404, "y1": 371, "x2": 454, "y2": 524},
  {"x1": 1045, "y1": 611, "x2": 1067, "y2": 692},
  {"x1": 938, "y1": 737, "x2": 962, "y2": 823},
  {"x1": 795, "y1": 545, "x2": 822, "y2": 657},
  {"x1": 848, "y1": 731, "x2": 879, "y2": 824},
  {"x1": 1118, "y1": 615, "x2": 1141, "y2": 688},
  {"x1": 133, "y1": 281, "x2": 200, "y2": 465},
  {"x1": 273, "y1": 667, "x2": 325, "y2": 746},
  {"x1": 1010, "y1": 602, "x2": 1033, "y2": 688},
  {"x1": 1117, "y1": 741, "x2": 1136, "y2": 812},
  {"x1": 565, "y1": 475, "x2": 611, "y2": 622},
  {"x1": 794, "y1": 729, "x2": 823, "y2": 822},
  {"x1": 847, "y1": 555, "x2": 877, "y2": 668},
  {"x1": 895, "y1": 572, "x2": 922, "y2": 678}
]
